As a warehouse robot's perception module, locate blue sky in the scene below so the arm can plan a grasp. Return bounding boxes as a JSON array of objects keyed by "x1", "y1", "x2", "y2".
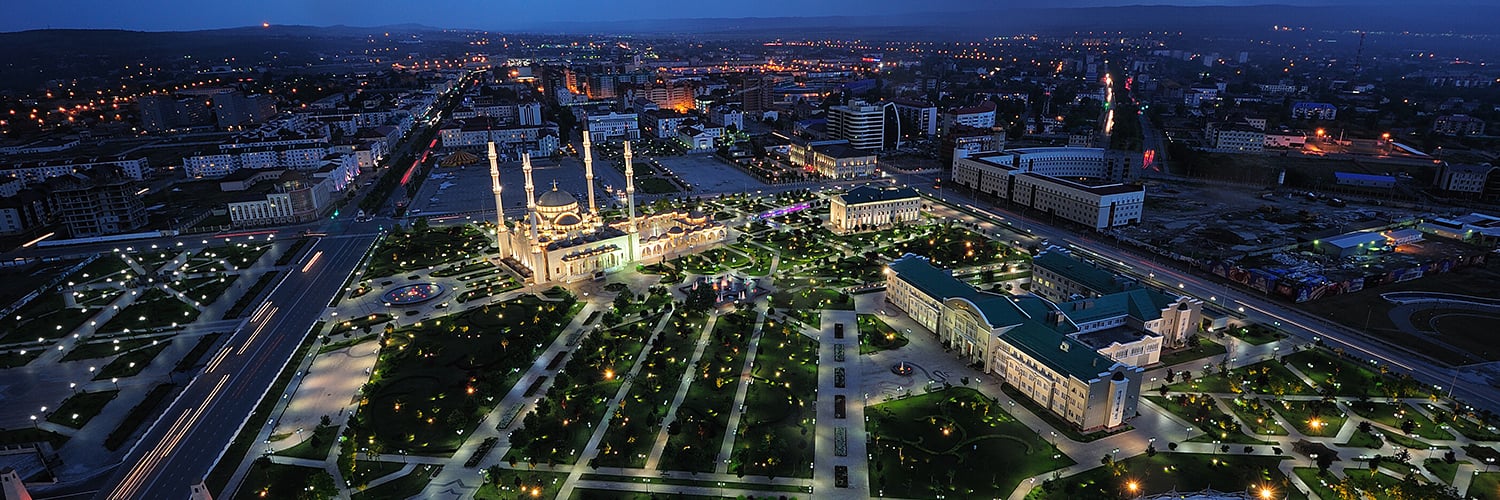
[{"x1": 0, "y1": 0, "x2": 1460, "y2": 32}]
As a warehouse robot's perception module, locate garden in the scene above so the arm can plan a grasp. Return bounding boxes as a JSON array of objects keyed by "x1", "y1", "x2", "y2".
[
  {"x1": 592, "y1": 311, "x2": 708, "y2": 468},
  {"x1": 659, "y1": 308, "x2": 758, "y2": 472},
  {"x1": 1164, "y1": 359, "x2": 1315, "y2": 397},
  {"x1": 729, "y1": 318, "x2": 818, "y2": 479},
  {"x1": 1030, "y1": 453, "x2": 1301, "y2": 500},
  {"x1": 857, "y1": 313, "x2": 907, "y2": 354},
  {"x1": 97, "y1": 288, "x2": 200, "y2": 333},
  {"x1": 1286, "y1": 348, "x2": 1429, "y2": 398},
  {"x1": 365, "y1": 223, "x2": 493, "y2": 279},
  {"x1": 1146, "y1": 394, "x2": 1268, "y2": 444},
  {"x1": 867, "y1": 387, "x2": 1074, "y2": 499}
]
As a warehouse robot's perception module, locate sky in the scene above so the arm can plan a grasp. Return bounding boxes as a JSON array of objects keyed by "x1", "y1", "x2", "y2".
[{"x1": 0, "y1": 0, "x2": 1468, "y2": 32}]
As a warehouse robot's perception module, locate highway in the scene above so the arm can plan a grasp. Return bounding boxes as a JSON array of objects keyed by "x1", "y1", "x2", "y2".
[
  {"x1": 889, "y1": 168, "x2": 1500, "y2": 414},
  {"x1": 93, "y1": 229, "x2": 376, "y2": 499}
]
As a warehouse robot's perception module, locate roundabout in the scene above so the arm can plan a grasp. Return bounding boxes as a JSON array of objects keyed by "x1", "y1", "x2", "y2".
[{"x1": 381, "y1": 283, "x2": 445, "y2": 306}]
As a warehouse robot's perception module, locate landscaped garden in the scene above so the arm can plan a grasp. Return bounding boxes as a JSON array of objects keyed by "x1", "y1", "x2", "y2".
[
  {"x1": 1286, "y1": 348, "x2": 1429, "y2": 398},
  {"x1": 1164, "y1": 359, "x2": 1315, "y2": 397},
  {"x1": 1346, "y1": 401, "x2": 1455, "y2": 441},
  {"x1": 97, "y1": 288, "x2": 200, "y2": 333},
  {"x1": 1270, "y1": 399, "x2": 1347, "y2": 437},
  {"x1": 95, "y1": 342, "x2": 171, "y2": 380},
  {"x1": 592, "y1": 311, "x2": 707, "y2": 468},
  {"x1": 476, "y1": 467, "x2": 566, "y2": 500},
  {"x1": 659, "y1": 308, "x2": 758, "y2": 472},
  {"x1": 0, "y1": 291, "x2": 93, "y2": 344},
  {"x1": 867, "y1": 387, "x2": 1074, "y2": 499},
  {"x1": 729, "y1": 318, "x2": 818, "y2": 479},
  {"x1": 1146, "y1": 394, "x2": 1269, "y2": 444},
  {"x1": 46, "y1": 389, "x2": 119, "y2": 429},
  {"x1": 345, "y1": 293, "x2": 577, "y2": 455},
  {"x1": 172, "y1": 275, "x2": 240, "y2": 306},
  {"x1": 1030, "y1": 453, "x2": 1302, "y2": 500},
  {"x1": 878, "y1": 224, "x2": 1015, "y2": 268},
  {"x1": 857, "y1": 313, "x2": 907, "y2": 354},
  {"x1": 237, "y1": 459, "x2": 337, "y2": 500},
  {"x1": 1226, "y1": 396, "x2": 1289, "y2": 436},
  {"x1": 770, "y1": 287, "x2": 852, "y2": 327},
  {"x1": 365, "y1": 223, "x2": 493, "y2": 279}
]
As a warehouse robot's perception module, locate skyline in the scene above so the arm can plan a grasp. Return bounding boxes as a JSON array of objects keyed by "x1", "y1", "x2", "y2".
[{"x1": 0, "y1": 0, "x2": 1483, "y2": 33}]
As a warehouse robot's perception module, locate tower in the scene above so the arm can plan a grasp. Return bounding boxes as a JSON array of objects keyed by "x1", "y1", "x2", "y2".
[
  {"x1": 522, "y1": 153, "x2": 545, "y2": 282},
  {"x1": 487, "y1": 142, "x2": 509, "y2": 258},
  {"x1": 0, "y1": 467, "x2": 31, "y2": 500},
  {"x1": 623, "y1": 141, "x2": 639, "y2": 260},
  {"x1": 583, "y1": 131, "x2": 598, "y2": 215},
  {"x1": 189, "y1": 481, "x2": 213, "y2": 500}
]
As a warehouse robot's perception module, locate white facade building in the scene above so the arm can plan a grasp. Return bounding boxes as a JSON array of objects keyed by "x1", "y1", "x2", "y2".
[
  {"x1": 827, "y1": 99, "x2": 888, "y2": 150},
  {"x1": 829, "y1": 185, "x2": 920, "y2": 232}
]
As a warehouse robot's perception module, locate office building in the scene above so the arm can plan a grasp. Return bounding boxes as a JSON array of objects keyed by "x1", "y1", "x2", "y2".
[
  {"x1": 952, "y1": 147, "x2": 1144, "y2": 230},
  {"x1": 1434, "y1": 163, "x2": 1500, "y2": 200},
  {"x1": 892, "y1": 98, "x2": 938, "y2": 137},
  {"x1": 137, "y1": 94, "x2": 214, "y2": 133},
  {"x1": 941, "y1": 101, "x2": 997, "y2": 133},
  {"x1": 740, "y1": 74, "x2": 773, "y2": 118},
  {"x1": 830, "y1": 185, "x2": 920, "y2": 233},
  {"x1": 827, "y1": 99, "x2": 891, "y2": 150},
  {"x1": 1291, "y1": 102, "x2": 1337, "y2": 120},
  {"x1": 1433, "y1": 114, "x2": 1486, "y2": 137},
  {"x1": 212, "y1": 91, "x2": 277, "y2": 129}
]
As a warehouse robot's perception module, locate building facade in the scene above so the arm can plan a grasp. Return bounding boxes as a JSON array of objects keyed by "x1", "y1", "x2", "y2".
[
  {"x1": 827, "y1": 99, "x2": 890, "y2": 150},
  {"x1": 45, "y1": 166, "x2": 147, "y2": 238},
  {"x1": 892, "y1": 98, "x2": 938, "y2": 137},
  {"x1": 829, "y1": 185, "x2": 920, "y2": 233},
  {"x1": 952, "y1": 147, "x2": 1144, "y2": 230}
]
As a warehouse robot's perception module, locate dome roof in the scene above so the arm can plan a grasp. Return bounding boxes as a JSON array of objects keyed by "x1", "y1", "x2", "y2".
[
  {"x1": 555, "y1": 214, "x2": 581, "y2": 226},
  {"x1": 440, "y1": 150, "x2": 480, "y2": 167},
  {"x1": 537, "y1": 188, "x2": 578, "y2": 208}
]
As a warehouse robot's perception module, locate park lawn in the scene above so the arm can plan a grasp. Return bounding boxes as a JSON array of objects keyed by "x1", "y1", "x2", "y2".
[
  {"x1": 1225, "y1": 397, "x2": 1290, "y2": 436},
  {"x1": 430, "y1": 260, "x2": 495, "y2": 278},
  {"x1": 1225, "y1": 323, "x2": 1288, "y2": 345},
  {"x1": 0, "y1": 292, "x2": 92, "y2": 344},
  {"x1": 868, "y1": 387, "x2": 1074, "y2": 499},
  {"x1": 1423, "y1": 458, "x2": 1466, "y2": 485},
  {"x1": 729, "y1": 318, "x2": 818, "y2": 479},
  {"x1": 1385, "y1": 432, "x2": 1433, "y2": 451},
  {"x1": 671, "y1": 247, "x2": 746, "y2": 275},
  {"x1": 1157, "y1": 338, "x2": 1228, "y2": 367},
  {"x1": 659, "y1": 308, "x2": 758, "y2": 473},
  {"x1": 1340, "y1": 428, "x2": 1386, "y2": 449},
  {"x1": 505, "y1": 317, "x2": 652, "y2": 466},
  {"x1": 771, "y1": 287, "x2": 854, "y2": 311},
  {"x1": 475, "y1": 468, "x2": 567, "y2": 500},
  {"x1": 1147, "y1": 394, "x2": 1269, "y2": 445},
  {"x1": 98, "y1": 288, "x2": 200, "y2": 333},
  {"x1": 1166, "y1": 360, "x2": 1316, "y2": 396},
  {"x1": 236, "y1": 459, "x2": 337, "y2": 500},
  {"x1": 76, "y1": 256, "x2": 131, "y2": 284},
  {"x1": 1285, "y1": 349, "x2": 1429, "y2": 398},
  {"x1": 1293, "y1": 467, "x2": 1341, "y2": 500},
  {"x1": 637, "y1": 177, "x2": 680, "y2": 195},
  {"x1": 1442, "y1": 412, "x2": 1500, "y2": 442},
  {"x1": 0, "y1": 350, "x2": 42, "y2": 368},
  {"x1": 1032, "y1": 453, "x2": 1303, "y2": 500},
  {"x1": 62, "y1": 337, "x2": 157, "y2": 361},
  {"x1": 129, "y1": 249, "x2": 181, "y2": 272},
  {"x1": 347, "y1": 295, "x2": 577, "y2": 455},
  {"x1": 1345, "y1": 401, "x2": 1455, "y2": 441},
  {"x1": 275, "y1": 424, "x2": 340, "y2": 461},
  {"x1": 365, "y1": 224, "x2": 493, "y2": 279},
  {"x1": 350, "y1": 463, "x2": 439, "y2": 500},
  {"x1": 728, "y1": 243, "x2": 775, "y2": 277},
  {"x1": 201, "y1": 242, "x2": 274, "y2": 269},
  {"x1": 1472, "y1": 472, "x2": 1500, "y2": 500},
  {"x1": 174, "y1": 275, "x2": 239, "y2": 306},
  {"x1": 74, "y1": 287, "x2": 123, "y2": 307},
  {"x1": 593, "y1": 312, "x2": 707, "y2": 468},
  {"x1": 755, "y1": 229, "x2": 840, "y2": 268},
  {"x1": 46, "y1": 390, "x2": 120, "y2": 429},
  {"x1": 329, "y1": 313, "x2": 395, "y2": 336},
  {"x1": 1271, "y1": 399, "x2": 1347, "y2": 437},
  {"x1": 857, "y1": 314, "x2": 908, "y2": 354},
  {"x1": 95, "y1": 342, "x2": 170, "y2": 380},
  {"x1": 878, "y1": 225, "x2": 1012, "y2": 268},
  {"x1": 346, "y1": 459, "x2": 404, "y2": 488}
]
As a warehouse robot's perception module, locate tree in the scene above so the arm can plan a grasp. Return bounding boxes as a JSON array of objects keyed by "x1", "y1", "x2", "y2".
[{"x1": 1316, "y1": 452, "x2": 1335, "y2": 472}]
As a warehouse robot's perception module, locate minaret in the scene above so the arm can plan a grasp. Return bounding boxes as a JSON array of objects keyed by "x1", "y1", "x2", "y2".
[
  {"x1": 623, "y1": 140, "x2": 639, "y2": 260},
  {"x1": 582, "y1": 131, "x2": 598, "y2": 216},
  {"x1": 487, "y1": 142, "x2": 509, "y2": 258},
  {"x1": 522, "y1": 153, "x2": 545, "y2": 282},
  {"x1": 0, "y1": 467, "x2": 32, "y2": 500}
]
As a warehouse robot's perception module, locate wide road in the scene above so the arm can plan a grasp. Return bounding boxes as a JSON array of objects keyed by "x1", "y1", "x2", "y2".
[
  {"x1": 891, "y1": 168, "x2": 1500, "y2": 414},
  {"x1": 94, "y1": 230, "x2": 377, "y2": 499}
]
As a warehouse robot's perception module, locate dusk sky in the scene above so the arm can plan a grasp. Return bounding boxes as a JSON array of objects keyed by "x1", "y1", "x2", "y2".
[{"x1": 0, "y1": 0, "x2": 1444, "y2": 32}]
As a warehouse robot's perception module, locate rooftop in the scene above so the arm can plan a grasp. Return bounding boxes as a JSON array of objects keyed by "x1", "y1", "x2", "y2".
[
  {"x1": 1033, "y1": 251, "x2": 1132, "y2": 296},
  {"x1": 1017, "y1": 173, "x2": 1145, "y2": 195},
  {"x1": 837, "y1": 185, "x2": 920, "y2": 205}
]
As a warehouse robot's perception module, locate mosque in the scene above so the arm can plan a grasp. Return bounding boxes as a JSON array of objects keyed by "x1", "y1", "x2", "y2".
[{"x1": 485, "y1": 131, "x2": 727, "y2": 283}]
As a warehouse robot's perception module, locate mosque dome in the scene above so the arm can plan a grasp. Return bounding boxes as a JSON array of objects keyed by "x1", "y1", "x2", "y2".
[{"x1": 538, "y1": 187, "x2": 579, "y2": 209}]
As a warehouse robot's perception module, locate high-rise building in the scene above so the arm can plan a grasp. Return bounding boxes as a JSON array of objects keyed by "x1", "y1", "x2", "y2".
[
  {"x1": 212, "y1": 91, "x2": 277, "y2": 129},
  {"x1": 740, "y1": 74, "x2": 773, "y2": 118},
  {"x1": 891, "y1": 98, "x2": 938, "y2": 137},
  {"x1": 827, "y1": 99, "x2": 891, "y2": 150},
  {"x1": 45, "y1": 165, "x2": 147, "y2": 238},
  {"x1": 137, "y1": 94, "x2": 214, "y2": 133}
]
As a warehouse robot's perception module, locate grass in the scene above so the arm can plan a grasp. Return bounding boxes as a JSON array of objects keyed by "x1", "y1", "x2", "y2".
[
  {"x1": 1225, "y1": 397, "x2": 1290, "y2": 436},
  {"x1": 867, "y1": 387, "x2": 1075, "y2": 499},
  {"x1": 637, "y1": 177, "x2": 681, "y2": 195},
  {"x1": 659, "y1": 308, "x2": 758, "y2": 473},
  {"x1": 95, "y1": 342, "x2": 170, "y2": 380},
  {"x1": 329, "y1": 313, "x2": 395, "y2": 336},
  {"x1": 1166, "y1": 359, "x2": 1316, "y2": 396},
  {"x1": 174, "y1": 333, "x2": 224, "y2": 372},
  {"x1": 877, "y1": 224, "x2": 1015, "y2": 268},
  {"x1": 223, "y1": 271, "x2": 278, "y2": 319},
  {"x1": 62, "y1": 337, "x2": 157, "y2": 361},
  {"x1": 105, "y1": 383, "x2": 174, "y2": 451},
  {"x1": 857, "y1": 314, "x2": 908, "y2": 354},
  {"x1": 347, "y1": 295, "x2": 577, "y2": 455},
  {"x1": 1345, "y1": 401, "x2": 1455, "y2": 441},
  {"x1": 0, "y1": 291, "x2": 92, "y2": 344},
  {"x1": 592, "y1": 311, "x2": 708, "y2": 469},
  {"x1": 1470, "y1": 472, "x2": 1500, "y2": 499},
  {"x1": 1424, "y1": 458, "x2": 1465, "y2": 485},
  {"x1": 46, "y1": 390, "x2": 119, "y2": 429},
  {"x1": 1285, "y1": 349, "x2": 1429, "y2": 398},
  {"x1": 365, "y1": 224, "x2": 492, "y2": 279},
  {"x1": 275, "y1": 424, "x2": 340, "y2": 461},
  {"x1": 346, "y1": 460, "x2": 405, "y2": 488},
  {"x1": 1340, "y1": 428, "x2": 1386, "y2": 449},
  {"x1": 236, "y1": 459, "x2": 337, "y2": 500},
  {"x1": 0, "y1": 350, "x2": 42, "y2": 368},
  {"x1": 0, "y1": 428, "x2": 69, "y2": 449},
  {"x1": 1147, "y1": 394, "x2": 1270, "y2": 445},
  {"x1": 350, "y1": 463, "x2": 438, "y2": 500},
  {"x1": 729, "y1": 318, "x2": 818, "y2": 479},
  {"x1": 475, "y1": 468, "x2": 567, "y2": 500},
  {"x1": 173, "y1": 274, "x2": 239, "y2": 306},
  {"x1": 1270, "y1": 399, "x2": 1347, "y2": 437},
  {"x1": 671, "y1": 247, "x2": 751, "y2": 275},
  {"x1": 98, "y1": 288, "x2": 200, "y2": 333},
  {"x1": 1031, "y1": 453, "x2": 1304, "y2": 500},
  {"x1": 1225, "y1": 323, "x2": 1288, "y2": 345},
  {"x1": 1157, "y1": 337, "x2": 1228, "y2": 367}
]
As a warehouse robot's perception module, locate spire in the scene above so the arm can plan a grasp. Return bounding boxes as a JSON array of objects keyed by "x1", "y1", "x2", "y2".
[
  {"x1": 624, "y1": 140, "x2": 637, "y2": 235},
  {"x1": 583, "y1": 130, "x2": 597, "y2": 215},
  {"x1": 487, "y1": 142, "x2": 508, "y2": 258},
  {"x1": 523, "y1": 152, "x2": 543, "y2": 281}
]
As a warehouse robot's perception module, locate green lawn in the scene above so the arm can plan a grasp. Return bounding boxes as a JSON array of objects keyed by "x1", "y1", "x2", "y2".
[
  {"x1": 1157, "y1": 338, "x2": 1228, "y2": 367},
  {"x1": 475, "y1": 468, "x2": 566, "y2": 500},
  {"x1": 1340, "y1": 428, "x2": 1386, "y2": 449},
  {"x1": 98, "y1": 288, "x2": 200, "y2": 333},
  {"x1": 671, "y1": 247, "x2": 750, "y2": 275},
  {"x1": 1345, "y1": 401, "x2": 1455, "y2": 441},
  {"x1": 1225, "y1": 397, "x2": 1289, "y2": 436},
  {"x1": 659, "y1": 308, "x2": 758, "y2": 472},
  {"x1": 236, "y1": 459, "x2": 337, "y2": 500},
  {"x1": 0, "y1": 350, "x2": 42, "y2": 368},
  {"x1": 868, "y1": 387, "x2": 1075, "y2": 499},
  {"x1": 95, "y1": 342, "x2": 170, "y2": 380},
  {"x1": 771, "y1": 287, "x2": 852, "y2": 328},
  {"x1": 1226, "y1": 323, "x2": 1288, "y2": 345},
  {"x1": 1032, "y1": 453, "x2": 1303, "y2": 500},
  {"x1": 173, "y1": 274, "x2": 239, "y2": 306},
  {"x1": 350, "y1": 463, "x2": 438, "y2": 500},
  {"x1": 46, "y1": 390, "x2": 119, "y2": 429},
  {"x1": 62, "y1": 337, "x2": 157, "y2": 361},
  {"x1": 275, "y1": 424, "x2": 340, "y2": 461},
  {"x1": 729, "y1": 318, "x2": 818, "y2": 479},
  {"x1": 1166, "y1": 359, "x2": 1315, "y2": 396},
  {"x1": 347, "y1": 295, "x2": 577, "y2": 455},
  {"x1": 1146, "y1": 394, "x2": 1269, "y2": 444},
  {"x1": 0, "y1": 291, "x2": 92, "y2": 344},
  {"x1": 365, "y1": 224, "x2": 493, "y2": 279},
  {"x1": 593, "y1": 311, "x2": 708, "y2": 469},
  {"x1": 1440, "y1": 410, "x2": 1500, "y2": 442},
  {"x1": 1270, "y1": 400, "x2": 1347, "y2": 437},
  {"x1": 636, "y1": 177, "x2": 680, "y2": 195},
  {"x1": 1424, "y1": 458, "x2": 1465, "y2": 485},
  {"x1": 878, "y1": 224, "x2": 1014, "y2": 268},
  {"x1": 857, "y1": 314, "x2": 908, "y2": 354},
  {"x1": 1001, "y1": 384, "x2": 1127, "y2": 442},
  {"x1": 1469, "y1": 472, "x2": 1500, "y2": 499},
  {"x1": 1285, "y1": 349, "x2": 1429, "y2": 398}
]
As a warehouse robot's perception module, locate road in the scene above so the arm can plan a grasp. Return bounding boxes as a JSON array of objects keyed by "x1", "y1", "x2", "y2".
[
  {"x1": 94, "y1": 229, "x2": 377, "y2": 499},
  {"x1": 887, "y1": 167, "x2": 1500, "y2": 414}
]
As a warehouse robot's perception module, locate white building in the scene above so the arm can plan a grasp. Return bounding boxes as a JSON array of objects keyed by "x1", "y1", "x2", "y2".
[
  {"x1": 892, "y1": 98, "x2": 938, "y2": 137},
  {"x1": 1264, "y1": 131, "x2": 1307, "y2": 149},
  {"x1": 810, "y1": 143, "x2": 878, "y2": 179},
  {"x1": 1207, "y1": 123, "x2": 1265, "y2": 153},
  {"x1": 708, "y1": 106, "x2": 744, "y2": 131},
  {"x1": 676, "y1": 125, "x2": 722, "y2": 152},
  {"x1": 830, "y1": 185, "x2": 920, "y2": 232},
  {"x1": 951, "y1": 147, "x2": 1143, "y2": 230},
  {"x1": 1291, "y1": 102, "x2": 1337, "y2": 120},
  {"x1": 1, "y1": 157, "x2": 150, "y2": 182},
  {"x1": 585, "y1": 111, "x2": 641, "y2": 141},
  {"x1": 1434, "y1": 163, "x2": 1497, "y2": 197},
  {"x1": 827, "y1": 99, "x2": 889, "y2": 150},
  {"x1": 640, "y1": 110, "x2": 691, "y2": 140},
  {"x1": 941, "y1": 101, "x2": 997, "y2": 133}
]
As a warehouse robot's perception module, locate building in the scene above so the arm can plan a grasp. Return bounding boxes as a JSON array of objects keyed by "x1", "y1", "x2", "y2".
[
  {"x1": 212, "y1": 91, "x2": 277, "y2": 128},
  {"x1": 810, "y1": 143, "x2": 878, "y2": 179},
  {"x1": 640, "y1": 110, "x2": 692, "y2": 140},
  {"x1": 676, "y1": 125, "x2": 722, "y2": 152},
  {"x1": 1433, "y1": 114, "x2": 1486, "y2": 137},
  {"x1": 1434, "y1": 163, "x2": 1499, "y2": 200},
  {"x1": 1291, "y1": 102, "x2": 1337, "y2": 120},
  {"x1": 1264, "y1": 131, "x2": 1307, "y2": 149},
  {"x1": 891, "y1": 98, "x2": 938, "y2": 137},
  {"x1": 951, "y1": 147, "x2": 1144, "y2": 230},
  {"x1": 740, "y1": 74, "x2": 773, "y2": 118},
  {"x1": 1334, "y1": 172, "x2": 1396, "y2": 190},
  {"x1": 1206, "y1": 122, "x2": 1265, "y2": 153},
  {"x1": 437, "y1": 119, "x2": 558, "y2": 158},
  {"x1": 490, "y1": 139, "x2": 725, "y2": 284},
  {"x1": 183, "y1": 144, "x2": 330, "y2": 178},
  {"x1": 629, "y1": 81, "x2": 695, "y2": 111},
  {"x1": 941, "y1": 101, "x2": 997, "y2": 133},
  {"x1": 827, "y1": 99, "x2": 891, "y2": 150},
  {"x1": 226, "y1": 171, "x2": 334, "y2": 227},
  {"x1": 1418, "y1": 213, "x2": 1500, "y2": 248},
  {"x1": 138, "y1": 94, "x2": 214, "y2": 133},
  {"x1": 584, "y1": 111, "x2": 640, "y2": 141},
  {"x1": 1313, "y1": 231, "x2": 1389, "y2": 258},
  {"x1": 2, "y1": 156, "x2": 149, "y2": 182},
  {"x1": 1, "y1": 466, "x2": 32, "y2": 500},
  {"x1": 45, "y1": 165, "x2": 147, "y2": 238},
  {"x1": 941, "y1": 126, "x2": 1007, "y2": 168},
  {"x1": 0, "y1": 189, "x2": 50, "y2": 236},
  {"x1": 1031, "y1": 251, "x2": 1136, "y2": 302},
  {"x1": 829, "y1": 185, "x2": 920, "y2": 233},
  {"x1": 708, "y1": 106, "x2": 744, "y2": 131},
  {"x1": 884, "y1": 255, "x2": 1143, "y2": 431}
]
